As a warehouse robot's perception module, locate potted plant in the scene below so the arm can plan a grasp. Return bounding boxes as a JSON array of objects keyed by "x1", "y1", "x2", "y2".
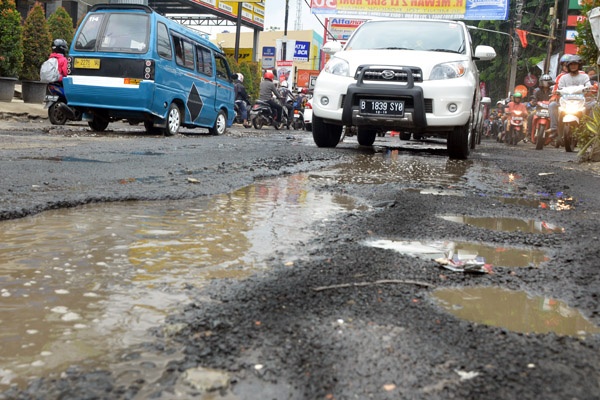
[
  {"x1": 0, "y1": 0, "x2": 23, "y2": 102},
  {"x1": 48, "y1": 6, "x2": 74, "y2": 49},
  {"x1": 20, "y1": 1, "x2": 51, "y2": 103}
]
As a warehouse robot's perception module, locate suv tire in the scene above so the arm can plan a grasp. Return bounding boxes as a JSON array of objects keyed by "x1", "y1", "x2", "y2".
[
  {"x1": 313, "y1": 115, "x2": 343, "y2": 147},
  {"x1": 357, "y1": 127, "x2": 377, "y2": 146}
]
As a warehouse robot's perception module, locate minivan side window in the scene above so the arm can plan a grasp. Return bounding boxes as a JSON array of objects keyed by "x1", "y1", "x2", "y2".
[
  {"x1": 196, "y1": 46, "x2": 213, "y2": 76},
  {"x1": 157, "y1": 22, "x2": 172, "y2": 59},
  {"x1": 215, "y1": 54, "x2": 230, "y2": 80},
  {"x1": 173, "y1": 36, "x2": 194, "y2": 70},
  {"x1": 74, "y1": 14, "x2": 105, "y2": 50}
]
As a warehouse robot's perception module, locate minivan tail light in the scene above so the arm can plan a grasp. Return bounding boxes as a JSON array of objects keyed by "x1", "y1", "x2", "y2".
[{"x1": 144, "y1": 59, "x2": 154, "y2": 80}]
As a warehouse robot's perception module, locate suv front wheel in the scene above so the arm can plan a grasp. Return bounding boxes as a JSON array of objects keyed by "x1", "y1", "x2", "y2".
[
  {"x1": 313, "y1": 115, "x2": 343, "y2": 147},
  {"x1": 447, "y1": 114, "x2": 472, "y2": 160}
]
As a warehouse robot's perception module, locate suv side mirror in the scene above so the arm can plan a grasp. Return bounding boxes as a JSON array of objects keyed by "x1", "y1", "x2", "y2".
[
  {"x1": 322, "y1": 41, "x2": 342, "y2": 55},
  {"x1": 474, "y1": 45, "x2": 496, "y2": 61}
]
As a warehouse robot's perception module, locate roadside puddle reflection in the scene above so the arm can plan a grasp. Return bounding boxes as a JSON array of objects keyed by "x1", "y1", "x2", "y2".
[
  {"x1": 0, "y1": 174, "x2": 362, "y2": 389},
  {"x1": 438, "y1": 215, "x2": 565, "y2": 234},
  {"x1": 366, "y1": 239, "x2": 548, "y2": 267},
  {"x1": 432, "y1": 287, "x2": 600, "y2": 337}
]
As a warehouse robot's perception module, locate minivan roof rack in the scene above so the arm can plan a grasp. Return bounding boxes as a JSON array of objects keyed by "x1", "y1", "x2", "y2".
[{"x1": 90, "y1": 3, "x2": 153, "y2": 13}]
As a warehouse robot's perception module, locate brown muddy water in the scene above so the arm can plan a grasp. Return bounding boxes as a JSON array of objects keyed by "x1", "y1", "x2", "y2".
[
  {"x1": 0, "y1": 174, "x2": 365, "y2": 389},
  {"x1": 0, "y1": 152, "x2": 577, "y2": 390},
  {"x1": 433, "y1": 287, "x2": 600, "y2": 338}
]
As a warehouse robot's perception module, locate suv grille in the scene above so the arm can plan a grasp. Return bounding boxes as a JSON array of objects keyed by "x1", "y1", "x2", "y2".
[{"x1": 355, "y1": 66, "x2": 423, "y2": 83}]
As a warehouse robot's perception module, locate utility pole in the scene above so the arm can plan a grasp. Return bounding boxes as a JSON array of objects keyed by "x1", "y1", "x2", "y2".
[
  {"x1": 508, "y1": 0, "x2": 524, "y2": 95},
  {"x1": 544, "y1": 0, "x2": 560, "y2": 74},
  {"x1": 282, "y1": 0, "x2": 289, "y2": 61}
]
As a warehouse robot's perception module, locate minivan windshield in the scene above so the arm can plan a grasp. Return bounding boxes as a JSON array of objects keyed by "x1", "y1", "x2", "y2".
[
  {"x1": 346, "y1": 20, "x2": 466, "y2": 54},
  {"x1": 74, "y1": 13, "x2": 149, "y2": 53}
]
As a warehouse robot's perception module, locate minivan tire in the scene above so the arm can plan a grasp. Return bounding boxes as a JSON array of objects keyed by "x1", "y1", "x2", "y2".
[{"x1": 209, "y1": 110, "x2": 227, "y2": 135}]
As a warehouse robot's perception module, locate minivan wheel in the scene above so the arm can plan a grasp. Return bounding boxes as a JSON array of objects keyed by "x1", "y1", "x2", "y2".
[
  {"x1": 209, "y1": 110, "x2": 227, "y2": 135},
  {"x1": 164, "y1": 103, "x2": 181, "y2": 136},
  {"x1": 88, "y1": 115, "x2": 109, "y2": 132},
  {"x1": 312, "y1": 115, "x2": 343, "y2": 147}
]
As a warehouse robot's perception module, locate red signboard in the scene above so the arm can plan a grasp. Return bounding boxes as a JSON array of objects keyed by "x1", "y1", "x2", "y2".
[{"x1": 567, "y1": 15, "x2": 587, "y2": 26}]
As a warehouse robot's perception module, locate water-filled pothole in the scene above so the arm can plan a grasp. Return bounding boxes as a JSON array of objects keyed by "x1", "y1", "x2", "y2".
[
  {"x1": 366, "y1": 239, "x2": 548, "y2": 268},
  {"x1": 432, "y1": 287, "x2": 600, "y2": 337},
  {"x1": 438, "y1": 215, "x2": 564, "y2": 234},
  {"x1": 0, "y1": 174, "x2": 364, "y2": 389}
]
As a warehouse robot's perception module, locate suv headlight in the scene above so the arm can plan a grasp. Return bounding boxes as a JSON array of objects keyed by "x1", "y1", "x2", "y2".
[
  {"x1": 430, "y1": 61, "x2": 467, "y2": 80},
  {"x1": 324, "y1": 57, "x2": 350, "y2": 76}
]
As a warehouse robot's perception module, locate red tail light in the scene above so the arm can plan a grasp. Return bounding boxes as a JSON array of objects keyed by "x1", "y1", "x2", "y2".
[{"x1": 305, "y1": 102, "x2": 312, "y2": 109}]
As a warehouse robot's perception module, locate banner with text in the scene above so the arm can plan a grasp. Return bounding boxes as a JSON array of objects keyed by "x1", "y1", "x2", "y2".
[
  {"x1": 293, "y1": 41, "x2": 311, "y2": 62},
  {"x1": 310, "y1": 0, "x2": 509, "y2": 21}
]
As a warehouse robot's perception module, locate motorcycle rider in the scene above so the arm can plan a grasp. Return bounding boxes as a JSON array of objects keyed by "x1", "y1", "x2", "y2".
[
  {"x1": 527, "y1": 74, "x2": 553, "y2": 139},
  {"x1": 505, "y1": 92, "x2": 528, "y2": 143},
  {"x1": 258, "y1": 71, "x2": 284, "y2": 125},
  {"x1": 234, "y1": 73, "x2": 251, "y2": 128},
  {"x1": 547, "y1": 55, "x2": 592, "y2": 137},
  {"x1": 49, "y1": 39, "x2": 69, "y2": 84},
  {"x1": 279, "y1": 80, "x2": 296, "y2": 129}
]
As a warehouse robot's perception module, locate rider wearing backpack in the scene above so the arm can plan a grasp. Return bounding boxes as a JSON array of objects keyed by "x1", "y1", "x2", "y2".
[{"x1": 49, "y1": 39, "x2": 68, "y2": 83}]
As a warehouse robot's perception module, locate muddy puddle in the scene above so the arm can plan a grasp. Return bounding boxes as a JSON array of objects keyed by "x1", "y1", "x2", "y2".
[
  {"x1": 0, "y1": 174, "x2": 365, "y2": 389},
  {"x1": 366, "y1": 239, "x2": 548, "y2": 268},
  {"x1": 438, "y1": 215, "x2": 564, "y2": 234},
  {"x1": 432, "y1": 287, "x2": 600, "y2": 337}
]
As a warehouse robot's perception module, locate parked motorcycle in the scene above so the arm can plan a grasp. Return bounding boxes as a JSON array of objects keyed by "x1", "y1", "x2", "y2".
[
  {"x1": 531, "y1": 101, "x2": 552, "y2": 150},
  {"x1": 557, "y1": 85, "x2": 586, "y2": 152},
  {"x1": 290, "y1": 99, "x2": 305, "y2": 130},
  {"x1": 234, "y1": 100, "x2": 251, "y2": 126},
  {"x1": 505, "y1": 110, "x2": 524, "y2": 145},
  {"x1": 44, "y1": 83, "x2": 81, "y2": 125},
  {"x1": 249, "y1": 100, "x2": 286, "y2": 130}
]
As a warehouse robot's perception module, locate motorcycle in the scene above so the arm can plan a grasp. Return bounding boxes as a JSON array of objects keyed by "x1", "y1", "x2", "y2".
[
  {"x1": 249, "y1": 99, "x2": 287, "y2": 130},
  {"x1": 531, "y1": 101, "x2": 552, "y2": 150},
  {"x1": 44, "y1": 82, "x2": 81, "y2": 125},
  {"x1": 234, "y1": 100, "x2": 251, "y2": 126},
  {"x1": 505, "y1": 110, "x2": 525, "y2": 146},
  {"x1": 556, "y1": 85, "x2": 587, "y2": 153},
  {"x1": 290, "y1": 99, "x2": 305, "y2": 130}
]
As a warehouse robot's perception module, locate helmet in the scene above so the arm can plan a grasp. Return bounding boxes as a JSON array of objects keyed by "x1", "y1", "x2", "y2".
[
  {"x1": 560, "y1": 54, "x2": 572, "y2": 64},
  {"x1": 264, "y1": 71, "x2": 274, "y2": 81},
  {"x1": 236, "y1": 73, "x2": 244, "y2": 82},
  {"x1": 301, "y1": 88, "x2": 308, "y2": 94},
  {"x1": 52, "y1": 38, "x2": 68, "y2": 54},
  {"x1": 540, "y1": 74, "x2": 553, "y2": 87},
  {"x1": 280, "y1": 80, "x2": 288, "y2": 88},
  {"x1": 567, "y1": 55, "x2": 582, "y2": 69},
  {"x1": 513, "y1": 92, "x2": 523, "y2": 100}
]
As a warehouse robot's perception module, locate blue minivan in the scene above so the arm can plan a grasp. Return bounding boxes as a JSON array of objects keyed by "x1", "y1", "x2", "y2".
[{"x1": 63, "y1": 3, "x2": 235, "y2": 135}]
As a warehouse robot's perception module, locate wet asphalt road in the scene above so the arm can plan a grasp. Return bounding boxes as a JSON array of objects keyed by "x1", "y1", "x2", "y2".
[{"x1": 1, "y1": 118, "x2": 600, "y2": 400}]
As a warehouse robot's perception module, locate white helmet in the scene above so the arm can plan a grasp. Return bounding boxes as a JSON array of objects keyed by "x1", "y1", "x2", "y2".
[
  {"x1": 237, "y1": 73, "x2": 244, "y2": 82},
  {"x1": 280, "y1": 80, "x2": 288, "y2": 88}
]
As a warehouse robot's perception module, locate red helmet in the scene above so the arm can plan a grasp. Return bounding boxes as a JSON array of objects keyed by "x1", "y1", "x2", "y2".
[{"x1": 264, "y1": 71, "x2": 274, "y2": 81}]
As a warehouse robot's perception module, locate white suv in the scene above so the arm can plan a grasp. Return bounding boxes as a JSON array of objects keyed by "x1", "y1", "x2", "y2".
[{"x1": 311, "y1": 19, "x2": 496, "y2": 159}]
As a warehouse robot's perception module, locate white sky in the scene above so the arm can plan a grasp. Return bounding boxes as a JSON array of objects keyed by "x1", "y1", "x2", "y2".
[{"x1": 200, "y1": 2, "x2": 327, "y2": 38}]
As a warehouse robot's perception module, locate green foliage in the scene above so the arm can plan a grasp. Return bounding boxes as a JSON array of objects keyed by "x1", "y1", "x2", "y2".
[
  {"x1": 575, "y1": 0, "x2": 600, "y2": 67},
  {"x1": 48, "y1": 7, "x2": 74, "y2": 49},
  {"x1": 21, "y1": 2, "x2": 51, "y2": 81},
  {"x1": 470, "y1": 0, "x2": 554, "y2": 102},
  {"x1": 0, "y1": 0, "x2": 23, "y2": 78},
  {"x1": 575, "y1": 105, "x2": 600, "y2": 158}
]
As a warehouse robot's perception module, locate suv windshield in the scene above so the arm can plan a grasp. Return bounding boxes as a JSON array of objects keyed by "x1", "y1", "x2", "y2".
[
  {"x1": 346, "y1": 20, "x2": 465, "y2": 54},
  {"x1": 74, "y1": 13, "x2": 149, "y2": 53}
]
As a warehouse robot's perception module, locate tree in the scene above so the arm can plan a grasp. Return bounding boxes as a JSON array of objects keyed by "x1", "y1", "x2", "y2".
[
  {"x1": 21, "y1": 2, "x2": 51, "y2": 81},
  {"x1": 0, "y1": 0, "x2": 23, "y2": 78},
  {"x1": 470, "y1": 0, "x2": 554, "y2": 101},
  {"x1": 574, "y1": 0, "x2": 600, "y2": 67},
  {"x1": 48, "y1": 6, "x2": 74, "y2": 49}
]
